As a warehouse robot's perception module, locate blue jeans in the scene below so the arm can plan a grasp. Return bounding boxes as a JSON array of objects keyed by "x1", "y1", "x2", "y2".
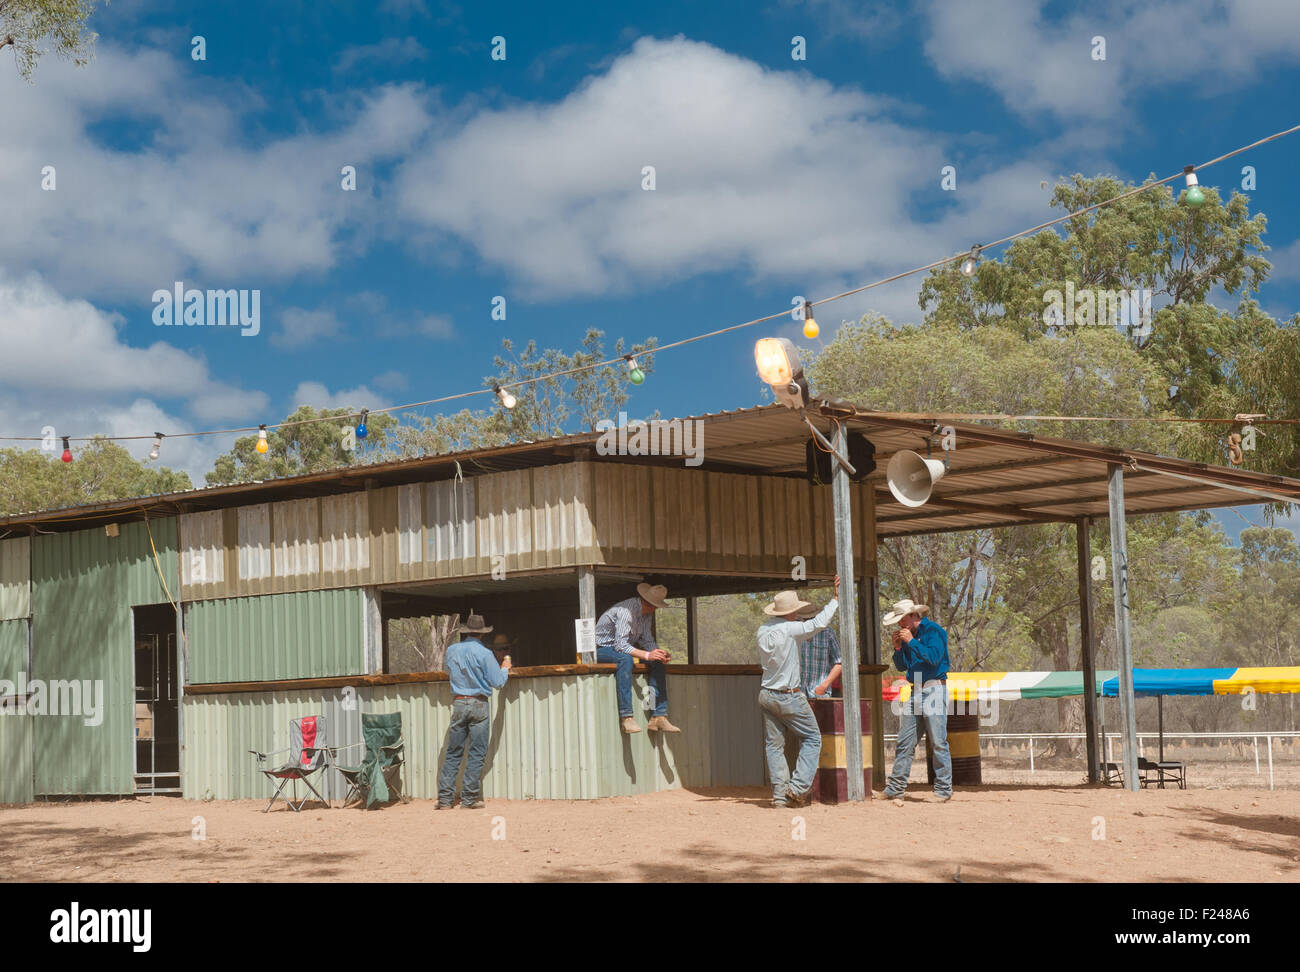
[
  {"x1": 885, "y1": 681, "x2": 952, "y2": 798},
  {"x1": 596, "y1": 645, "x2": 667, "y2": 718},
  {"x1": 758, "y1": 688, "x2": 821, "y2": 801},
  {"x1": 438, "y1": 696, "x2": 490, "y2": 805}
]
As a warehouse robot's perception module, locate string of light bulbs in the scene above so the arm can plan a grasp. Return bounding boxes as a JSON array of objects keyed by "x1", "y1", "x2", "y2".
[{"x1": 7, "y1": 120, "x2": 1299, "y2": 463}]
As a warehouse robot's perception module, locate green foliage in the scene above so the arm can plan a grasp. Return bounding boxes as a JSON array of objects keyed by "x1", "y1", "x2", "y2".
[
  {"x1": 808, "y1": 313, "x2": 1172, "y2": 450},
  {"x1": 0, "y1": 0, "x2": 103, "y2": 81},
  {"x1": 206, "y1": 405, "x2": 398, "y2": 485},
  {"x1": 0, "y1": 438, "x2": 191, "y2": 515},
  {"x1": 382, "y1": 409, "x2": 511, "y2": 459},
  {"x1": 919, "y1": 174, "x2": 1269, "y2": 339},
  {"x1": 492, "y1": 329, "x2": 658, "y2": 438}
]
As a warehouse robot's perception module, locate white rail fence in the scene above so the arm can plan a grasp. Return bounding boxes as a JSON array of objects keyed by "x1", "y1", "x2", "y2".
[{"x1": 881, "y1": 731, "x2": 1300, "y2": 789}]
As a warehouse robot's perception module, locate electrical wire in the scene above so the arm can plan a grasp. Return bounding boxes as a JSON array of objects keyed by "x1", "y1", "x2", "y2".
[{"x1": 3, "y1": 121, "x2": 1298, "y2": 448}]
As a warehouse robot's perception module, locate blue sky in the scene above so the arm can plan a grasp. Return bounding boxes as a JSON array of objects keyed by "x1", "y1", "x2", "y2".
[{"x1": 2, "y1": 0, "x2": 1298, "y2": 535}]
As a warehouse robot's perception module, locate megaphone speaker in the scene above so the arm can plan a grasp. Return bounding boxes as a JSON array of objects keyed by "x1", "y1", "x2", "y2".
[{"x1": 886, "y1": 450, "x2": 946, "y2": 507}]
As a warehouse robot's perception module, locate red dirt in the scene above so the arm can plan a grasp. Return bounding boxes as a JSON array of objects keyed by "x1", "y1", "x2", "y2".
[{"x1": 2, "y1": 784, "x2": 1297, "y2": 882}]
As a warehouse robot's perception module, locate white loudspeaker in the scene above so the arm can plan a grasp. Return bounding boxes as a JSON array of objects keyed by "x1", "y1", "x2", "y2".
[{"x1": 886, "y1": 450, "x2": 947, "y2": 507}]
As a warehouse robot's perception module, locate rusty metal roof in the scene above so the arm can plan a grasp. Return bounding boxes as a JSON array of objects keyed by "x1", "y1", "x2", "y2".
[{"x1": 2, "y1": 403, "x2": 1296, "y2": 537}]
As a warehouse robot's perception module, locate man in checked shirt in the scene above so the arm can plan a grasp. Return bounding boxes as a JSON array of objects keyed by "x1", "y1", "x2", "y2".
[
  {"x1": 594, "y1": 583, "x2": 682, "y2": 735},
  {"x1": 796, "y1": 600, "x2": 843, "y2": 699}
]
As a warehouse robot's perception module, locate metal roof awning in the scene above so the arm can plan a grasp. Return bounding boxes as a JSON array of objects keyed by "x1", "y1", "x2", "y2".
[{"x1": 2, "y1": 403, "x2": 1296, "y2": 535}]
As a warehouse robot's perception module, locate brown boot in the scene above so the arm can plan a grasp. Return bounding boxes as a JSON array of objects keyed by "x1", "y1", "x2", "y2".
[
  {"x1": 621, "y1": 717, "x2": 642, "y2": 734},
  {"x1": 647, "y1": 716, "x2": 681, "y2": 733}
]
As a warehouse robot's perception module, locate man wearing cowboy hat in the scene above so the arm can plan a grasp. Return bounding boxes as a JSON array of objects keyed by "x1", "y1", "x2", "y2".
[
  {"x1": 437, "y1": 613, "x2": 512, "y2": 809},
  {"x1": 756, "y1": 577, "x2": 839, "y2": 808},
  {"x1": 594, "y1": 582, "x2": 680, "y2": 734},
  {"x1": 881, "y1": 598, "x2": 952, "y2": 804}
]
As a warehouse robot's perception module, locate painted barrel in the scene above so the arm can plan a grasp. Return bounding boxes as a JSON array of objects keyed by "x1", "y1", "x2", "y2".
[
  {"x1": 810, "y1": 697, "x2": 872, "y2": 804},
  {"x1": 926, "y1": 711, "x2": 982, "y2": 785}
]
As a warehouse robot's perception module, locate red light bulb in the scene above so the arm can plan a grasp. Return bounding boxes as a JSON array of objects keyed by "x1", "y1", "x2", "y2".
[{"x1": 61, "y1": 437, "x2": 72, "y2": 463}]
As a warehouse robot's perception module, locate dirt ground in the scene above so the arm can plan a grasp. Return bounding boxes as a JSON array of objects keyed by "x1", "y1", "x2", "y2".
[{"x1": 2, "y1": 780, "x2": 1297, "y2": 882}]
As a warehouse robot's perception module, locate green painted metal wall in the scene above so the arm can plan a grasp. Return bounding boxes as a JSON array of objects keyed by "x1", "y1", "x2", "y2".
[
  {"x1": 185, "y1": 589, "x2": 365, "y2": 684},
  {"x1": 0, "y1": 709, "x2": 33, "y2": 804},
  {"x1": 0, "y1": 619, "x2": 26, "y2": 682},
  {"x1": 0, "y1": 537, "x2": 30, "y2": 621},
  {"x1": 181, "y1": 670, "x2": 771, "y2": 802},
  {"x1": 30, "y1": 518, "x2": 178, "y2": 796}
]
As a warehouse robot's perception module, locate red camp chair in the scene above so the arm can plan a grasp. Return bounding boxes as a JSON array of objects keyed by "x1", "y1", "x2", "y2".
[{"x1": 249, "y1": 715, "x2": 330, "y2": 812}]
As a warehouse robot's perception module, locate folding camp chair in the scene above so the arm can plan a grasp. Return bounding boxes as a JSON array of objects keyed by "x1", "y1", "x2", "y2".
[
  {"x1": 1102, "y1": 761, "x2": 1124, "y2": 786},
  {"x1": 329, "y1": 712, "x2": 410, "y2": 809},
  {"x1": 249, "y1": 715, "x2": 330, "y2": 812}
]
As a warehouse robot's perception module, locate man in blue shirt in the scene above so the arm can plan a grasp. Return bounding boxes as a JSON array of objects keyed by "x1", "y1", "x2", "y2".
[
  {"x1": 437, "y1": 614, "x2": 511, "y2": 809},
  {"x1": 881, "y1": 599, "x2": 953, "y2": 804},
  {"x1": 594, "y1": 582, "x2": 680, "y2": 735}
]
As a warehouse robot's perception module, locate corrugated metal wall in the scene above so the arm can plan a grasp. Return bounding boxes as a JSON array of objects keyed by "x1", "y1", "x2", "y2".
[
  {"x1": 30, "y1": 518, "x2": 178, "y2": 796},
  {"x1": 0, "y1": 619, "x2": 27, "y2": 681},
  {"x1": 181, "y1": 671, "x2": 778, "y2": 802},
  {"x1": 179, "y1": 466, "x2": 600, "y2": 601},
  {"x1": 0, "y1": 708, "x2": 33, "y2": 805},
  {"x1": 0, "y1": 537, "x2": 30, "y2": 621},
  {"x1": 591, "y1": 463, "x2": 874, "y2": 575},
  {"x1": 175, "y1": 461, "x2": 869, "y2": 603},
  {"x1": 185, "y1": 589, "x2": 366, "y2": 684}
]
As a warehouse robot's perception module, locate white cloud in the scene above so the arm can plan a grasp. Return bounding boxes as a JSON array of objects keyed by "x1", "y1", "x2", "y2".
[
  {"x1": 291, "y1": 382, "x2": 388, "y2": 411},
  {"x1": 778, "y1": 0, "x2": 905, "y2": 42},
  {"x1": 918, "y1": 0, "x2": 1300, "y2": 119},
  {"x1": 0, "y1": 271, "x2": 266, "y2": 410},
  {"x1": 373, "y1": 311, "x2": 455, "y2": 340},
  {"x1": 1268, "y1": 239, "x2": 1300, "y2": 282},
  {"x1": 0, "y1": 271, "x2": 269, "y2": 482},
  {"x1": 372, "y1": 370, "x2": 409, "y2": 391},
  {"x1": 379, "y1": 0, "x2": 431, "y2": 16},
  {"x1": 395, "y1": 36, "x2": 1056, "y2": 301},
  {"x1": 0, "y1": 48, "x2": 433, "y2": 303},
  {"x1": 273, "y1": 307, "x2": 346, "y2": 348},
  {"x1": 333, "y1": 37, "x2": 428, "y2": 74}
]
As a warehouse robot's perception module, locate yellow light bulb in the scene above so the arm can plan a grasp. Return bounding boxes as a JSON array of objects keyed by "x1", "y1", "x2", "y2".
[
  {"x1": 803, "y1": 317, "x2": 819, "y2": 339},
  {"x1": 256, "y1": 428, "x2": 269, "y2": 454}
]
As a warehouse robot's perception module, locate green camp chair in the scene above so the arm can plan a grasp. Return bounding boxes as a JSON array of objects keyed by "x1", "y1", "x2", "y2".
[{"x1": 329, "y1": 712, "x2": 410, "y2": 809}]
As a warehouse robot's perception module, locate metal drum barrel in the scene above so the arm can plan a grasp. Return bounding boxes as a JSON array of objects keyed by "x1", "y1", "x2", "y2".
[
  {"x1": 809, "y1": 697, "x2": 872, "y2": 804},
  {"x1": 926, "y1": 711, "x2": 982, "y2": 786}
]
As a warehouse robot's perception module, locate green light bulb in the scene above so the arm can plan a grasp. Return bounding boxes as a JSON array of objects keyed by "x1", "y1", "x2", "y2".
[
  {"x1": 629, "y1": 366, "x2": 645, "y2": 385},
  {"x1": 1184, "y1": 185, "x2": 1205, "y2": 207}
]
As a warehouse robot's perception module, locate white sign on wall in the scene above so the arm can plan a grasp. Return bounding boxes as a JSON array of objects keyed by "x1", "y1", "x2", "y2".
[{"x1": 574, "y1": 617, "x2": 596, "y2": 663}]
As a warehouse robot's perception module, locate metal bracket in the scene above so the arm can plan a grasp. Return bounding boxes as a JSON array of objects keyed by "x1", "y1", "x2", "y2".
[{"x1": 803, "y1": 414, "x2": 856, "y2": 477}]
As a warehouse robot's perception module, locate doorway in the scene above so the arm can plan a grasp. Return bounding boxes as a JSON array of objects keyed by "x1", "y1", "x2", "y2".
[{"x1": 133, "y1": 603, "x2": 179, "y2": 794}]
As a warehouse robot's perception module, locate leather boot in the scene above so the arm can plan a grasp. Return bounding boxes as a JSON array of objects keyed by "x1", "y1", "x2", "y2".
[
  {"x1": 648, "y1": 716, "x2": 681, "y2": 733},
  {"x1": 621, "y1": 717, "x2": 642, "y2": 734}
]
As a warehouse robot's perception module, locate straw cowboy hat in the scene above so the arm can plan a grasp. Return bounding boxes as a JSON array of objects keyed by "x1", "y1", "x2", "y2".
[
  {"x1": 881, "y1": 599, "x2": 929, "y2": 626},
  {"x1": 795, "y1": 601, "x2": 824, "y2": 620},
  {"x1": 457, "y1": 613, "x2": 494, "y2": 634},
  {"x1": 636, "y1": 583, "x2": 670, "y2": 609},
  {"x1": 764, "y1": 590, "x2": 814, "y2": 617}
]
